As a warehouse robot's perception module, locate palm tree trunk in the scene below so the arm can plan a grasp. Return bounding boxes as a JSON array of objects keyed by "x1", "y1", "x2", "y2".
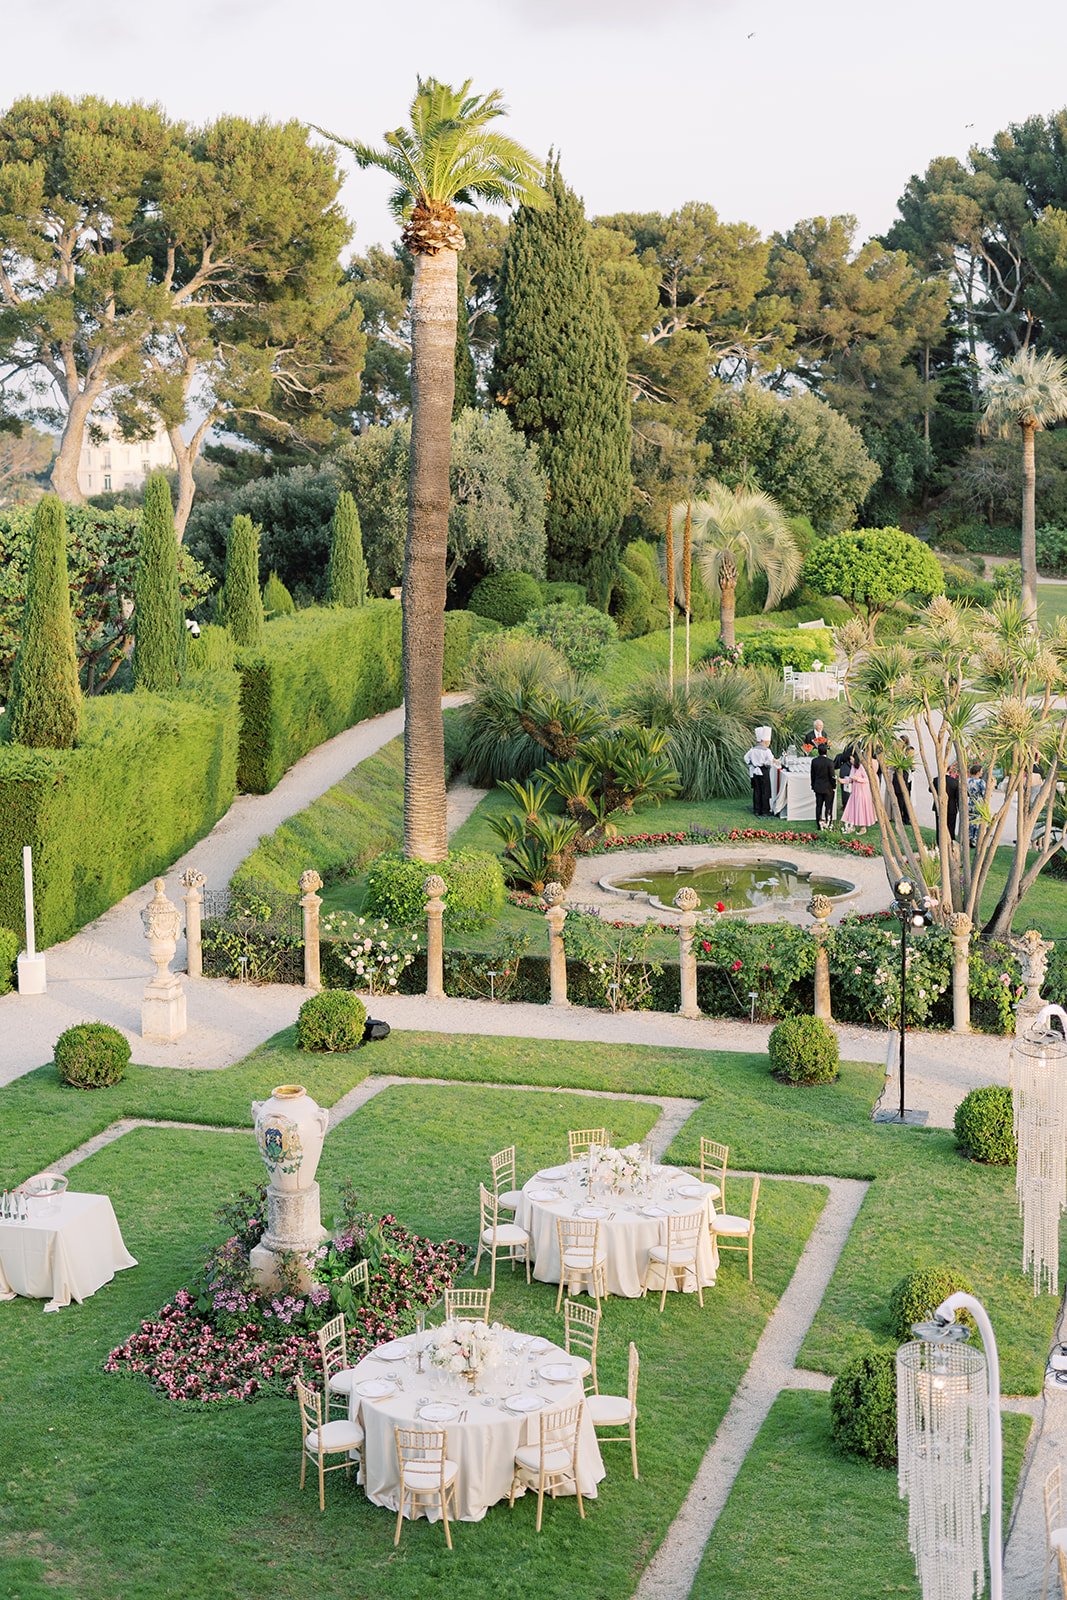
[
  {"x1": 1020, "y1": 419, "x2": 1038, "y2": 623},
  {"x1": 403, "y1": 246, "x2": 457, "y2": 862},
  {"x1": 719, "y1": 550, "x2": 738, "y2": 648}
]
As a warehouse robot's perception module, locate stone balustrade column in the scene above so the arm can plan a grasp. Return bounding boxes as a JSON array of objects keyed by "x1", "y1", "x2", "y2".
[
  {"x1": 948, "y1": 912, "x2": 973, "y2": 1034},
  {"x1": 674, "y1": 886, "x2": 701, "y2": 1019},
  {"x1": 299, "y1": 870, "x2": 323, "y2": 992},
  {"x1": 424, "y1": 874, "x2": 447, "y2": 1000},
  {"x1": 1011, "y1": 928, "x2": 1054, "y2": 1036},
  {"x1": 180, "y1": 868, "x2": 206, "y2": 979},
  {"x1": 543, "y1": 882, "x2": 569, "y2": 1008},
  {"x1": 808, "y1": 894, "x2": 833, "y2": 1022}
]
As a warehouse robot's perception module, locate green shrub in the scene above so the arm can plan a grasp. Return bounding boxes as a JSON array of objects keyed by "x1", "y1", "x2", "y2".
[
  {"x1": 0, "y1": 925, "x2": 17, "y2": 994},
  {"x1": 187, "y1": 623, "x2": 236, "y2": 674},
  {"x1": 326, "y1": 491, "x2": 369, "y2": 607},
  {"x1": 954, "y1": 1085, "x2": 1016, "y2": 1165},
  {"x1": 0, "y1": 675, "x2": 239, "y2": 948},
  {"x1": 133, "y1": 475, "x2": 184, "y2": 692},
  {"x1": 296, "y1": 990, "x2": 367, "y2": 1052},
  {"x1": 54, "y1": 1022, "x2": 131, "y2": 1088},
  {"x1": 7, "y1": 495, "x2": 81, "y2": 749},
  {"x1": 364, "y1": 850, "x2": 505, "y2": 932},
  {"x1": 1038, "y1": 524, "x2": 1067, "y2": 577},
  {"x1": 888, "y1": 1267, "x2": 975, "y2": 1342},
  {"x1": 469, "y1": 571, "x2": 543, "y2": 626},
  {"x1": 768, "y1": 1014, "x2": 839, "y2": 1084},
  {"x1": 262, "y1": 571, "x2": 295, "y2": 617},
  {"x1": 222, "y1": 514, "x2": 265, "y2": 647},
  {"x1": 521, "y1": 603, "x2": 617, "y2": 676},
  {"x1": 829, "y1": 1351, "x2": 897, "y2": 1468},
  {"x1": 609, "y1": 564, "x2": 652, "y2": 639},
  {"x1": 443, "y1": 611, "x2": 497, "y2": 691},
  {"x1": 738, "y1": 628, "x2": 834, "y2": 672},
  {"x1": 539, "y1": 580, "x2": 586, "y2": 607}
]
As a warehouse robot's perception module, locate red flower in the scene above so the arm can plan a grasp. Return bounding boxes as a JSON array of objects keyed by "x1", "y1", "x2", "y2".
[
  {"x1": 731, "y1": 959, "x2": 743, "y2": 971},
  {"x1": 715, "y1": 901, "x2": 725, "y2": 913}
]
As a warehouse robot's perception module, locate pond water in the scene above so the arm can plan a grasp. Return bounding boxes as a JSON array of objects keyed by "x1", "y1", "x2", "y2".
[{"x1": 607, "y1": 858, "x2": 854, "y2": 913}]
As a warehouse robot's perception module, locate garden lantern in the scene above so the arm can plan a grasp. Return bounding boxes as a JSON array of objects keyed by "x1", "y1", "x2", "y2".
[
  {"x1": 897, "y1": 1292, "x2": 1003, "y2": 1600},
  {"x1": 1010, "y1": 1003, "x2": 1067, "y2": 1295}
]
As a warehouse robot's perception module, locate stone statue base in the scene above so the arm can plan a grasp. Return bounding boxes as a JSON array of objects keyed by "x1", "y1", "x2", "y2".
[
  {"x1": 249, "y1": 1181, "x2": 328, "y2": 1293},
  {"x1": 141, "y1": 975, "x2": 187, "y2": 1042}
]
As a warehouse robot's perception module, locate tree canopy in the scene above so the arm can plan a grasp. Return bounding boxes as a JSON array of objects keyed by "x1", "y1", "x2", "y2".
[{"x1": 802, "y1": 526, "x2": 944, "y2": 630}]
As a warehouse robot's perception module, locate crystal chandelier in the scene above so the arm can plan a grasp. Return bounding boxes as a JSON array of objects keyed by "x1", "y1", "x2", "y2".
[{"x1": 1010, "y1": 1004, "x2": 1067, "y2": 1295}]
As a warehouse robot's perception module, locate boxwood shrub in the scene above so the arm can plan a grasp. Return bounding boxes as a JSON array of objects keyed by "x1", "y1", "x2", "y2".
[
  {"x1": 363, "y1": 850, "x2": 506, "y2": 933},
  {"x1": 739, "y1": 628, "x2": 834, "y2": 672},
  {"x1": 55, "y1": 1022, "x2": 131, "y2": 1088},
  {"x1": 953, "y1": 1085, "x2": 1016, "y2": 1165},
  {"x1": 829, "y1": 1351, "x2": 897, "y2": 1468},
  {"x1": 768, "y1": 1014, "x2": 839, "y2": 1084},
  {"x1": 296, "y1": 990, "x2": 367, "y2": 1052},
  {"x1": 469, "y1": 571, "x2": 543, "y2": 626},
  {"x1": 888, "y1": 1267, "x2": 974, "y2": 1342}
]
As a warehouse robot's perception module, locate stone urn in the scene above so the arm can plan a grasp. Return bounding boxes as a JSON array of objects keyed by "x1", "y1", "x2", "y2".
[
  {"x1": 252, "y1": 1085, "x2": 329, "y2": 1195},
  {"x1": 141, "y1": 878, "x2": 181, "y2": 983}
]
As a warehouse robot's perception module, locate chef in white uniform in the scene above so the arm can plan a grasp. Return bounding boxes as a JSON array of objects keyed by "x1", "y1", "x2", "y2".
[{"x1": 743, "y1": 726, "x2": 777, "y2": 817}]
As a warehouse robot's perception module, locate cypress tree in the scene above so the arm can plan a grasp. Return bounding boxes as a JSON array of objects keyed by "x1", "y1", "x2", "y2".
[
  {"x1": 222, "y1": 514, "x2": 265, "y2": 646},
  {"x1": 453, "y1": 278, "x2": 478, "y2": 416},
  {"x1": 133, "y1": 473, "x2": 183, "y2": 691},
  {"x1": 326, "y1": 490, "x2": 369, "y2": 607},
  {"x1": 492, "y1": 158, "x2": 631, "y2": 600},
  {"x1": 8, "y1": 494, "x2": 81, "y2": 748}
]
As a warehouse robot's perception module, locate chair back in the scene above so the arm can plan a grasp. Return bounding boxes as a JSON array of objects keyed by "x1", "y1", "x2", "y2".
[
  {"x1": 295, "y1": 1374, "x2": 323, "y2": 1439},
  {"x1": 627, "y1": 1341, "x2": 640, "y2": 1408},
  {"x1": 479, "y1": 1182, "x2": 501, "y2": 1239},
  {"x1": 539, "y1": 1402, "x2": 583, "y2": 1472},
  {"x1": 445, "y1": 1287, "x2": 492, "y2": 1323},
  {"x1": 341, "y1": 1258, "x2": 369, "y2": 1297},
  {"x1": 1046, "y1": 1462, "x2": 1064, "y2": 1543},
  {"x1": 699, "y1": 1137, "x2": 728, "y2": 1203},
  {"x1": 395, "y1": 1427, "x2": 448, "y2": 1488},
  {"x1": 664, "y1": 1209, "x2": 703, "y2": 1254},
  {"x1": 568, "y1": 1127, "x2": 609, "y2": 1162},
  {"x1": 557, "y1": 1216, "x2": 601, "y2": 1264},
  {"x1": 316, "y1": 1313, "x2": 348, "y2": 1385},
  {"x1": 491, "y1": 1145, "x2": 517, "y2": 1196},
  {"x1": 563, "y1": 1298, "x2": 600, "y2": 1392},
  {"x1": 748, "y1": 1174, "x2": 761, "y2": 1224}
]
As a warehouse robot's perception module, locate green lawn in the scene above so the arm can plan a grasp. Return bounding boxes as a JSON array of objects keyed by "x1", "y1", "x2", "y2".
[{"x1": 1037, "y1": 583, "x2": 1067, "y2": 628}]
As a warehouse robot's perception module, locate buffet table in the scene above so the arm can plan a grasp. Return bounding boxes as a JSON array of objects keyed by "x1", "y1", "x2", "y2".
[{"x1": 0, "y1": 1191, "x2": 137, "y2": 1311}]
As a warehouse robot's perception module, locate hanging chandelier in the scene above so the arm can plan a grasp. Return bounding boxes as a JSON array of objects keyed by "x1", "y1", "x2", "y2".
[{"x1": 1010, "y1": 1003, "x2": 1067, "y2": 1295}]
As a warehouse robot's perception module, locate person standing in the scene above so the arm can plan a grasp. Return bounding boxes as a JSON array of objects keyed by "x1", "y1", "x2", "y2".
[
  {"x1": 967, "y1": 763, "x2": 986, "y2": 848},
  {"x1": 803, "y1": 718, "x2": 829, "y2": 752},
  {"x1": 810, "y1": 744, "x2": 836, "y2": 829},
  {"x1": 890, "y1": 735, "x2": 913, "y2": 817},
  {"x1": 842, "y1": 754, "x2": 877, "y2": 830},
  {"x1": 743, "y1": 726, "x2": 777, "y2": 817},
  {"x1": 832, "y1": 742, "x2": 854, "y2": 823}
]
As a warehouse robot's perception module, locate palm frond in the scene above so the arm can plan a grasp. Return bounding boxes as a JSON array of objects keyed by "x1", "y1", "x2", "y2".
[{"x1": 981, "y1": 347, "x2": 1067, "y2": 436}]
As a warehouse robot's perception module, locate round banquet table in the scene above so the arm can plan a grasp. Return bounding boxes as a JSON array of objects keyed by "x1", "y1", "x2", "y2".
[
  {"x1": 794, "y1": 669, "x2": 837, "y2": 701},
  {"x1": 513, "y1": 1161, "x2": 719, "y2": 1299},
  {"x1": 348, "y1": 1329, "x2": 605, "y2": 1523}
]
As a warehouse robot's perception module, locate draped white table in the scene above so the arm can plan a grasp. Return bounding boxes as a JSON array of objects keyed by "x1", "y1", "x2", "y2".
[
  {"x1": 348, "y1": 1330, "x2": 604, "y2": 1523},
  {"x1": 794, "y1": 670, "x2": 837, "y2": 702},
  {"x1": 0, "y1": 1191, "x2": 137, "y2": 1311},
  {"x1": 514, "y1": 1161, "x2": 719, "y2": 1299}
]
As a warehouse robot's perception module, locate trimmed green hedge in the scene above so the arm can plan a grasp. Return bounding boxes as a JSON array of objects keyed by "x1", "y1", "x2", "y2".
[
  {"x1": 236, "y1": 604, "x2": 481, "y2": 793},
  {"x1": 0, "y1": 672, "x2": 239, "y2": 948}
]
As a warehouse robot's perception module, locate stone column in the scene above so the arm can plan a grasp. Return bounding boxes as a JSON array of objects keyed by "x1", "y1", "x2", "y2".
[
  {"x1": 140, "y1": 878, "x2": 187, "y2": 1042},
  {"x1": 299, "y1": 870, "x2": 323, "y2": 992},
  {"x1": 1011, "y1": 928, "x2": 1054, "y2": 1036},
  {"x1": 180, "y1": 868, "x2": 206, "y2": 979},
  {"x1": 543, "y1": 881, "x2": 569, "y2": 1008},
  {"x1": 948, "y1": 912, "x2": 973, "y2": 1034},
  {"x1": 808, "y1": 894, "x2": 833, "y2": 1022},
  {"x1": 424, "y1": 874, "x2": 447, "y2": 1000},
  {"x1": 674, "y1": 886, "x2": 701, "y2": 1018}
]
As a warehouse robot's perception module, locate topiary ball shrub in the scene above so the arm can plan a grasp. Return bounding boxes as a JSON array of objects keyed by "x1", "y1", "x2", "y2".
[
  {"x1": 0, "y1": 926, "x2": 18, "y2": 995},
  {"x1": 888, "y1": 1268, "x2": 975, "y2": 1343},
  {"x1": 296, "y1": 990, "x2": 368, "y2": 1052},
  {"x1": 469, "y1": 571, "x2": 543, "y2": 627},
  {"x1": 364, "y1": 850, "x2": 505, "y2": 933},
  {"x1": 768, "y1": 1014, "x2": 839, "y2": 1085},
  {"x1": 954, "y1": 1084, "x2": 1016, "y2": 1165},
  {"x1": 55, "y1": 1022, "x2": 131, "y2": 1089},
  {"x1": 829, "y1": 1350, "x2": 897, "y2": 1468},
  {"x1": 521, "y1": 603, "x2": 618, "y2": 677}
]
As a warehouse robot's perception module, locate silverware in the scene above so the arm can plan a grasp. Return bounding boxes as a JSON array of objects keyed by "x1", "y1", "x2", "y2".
[{"x1": 459, "y1": 1408, "x2": 468, "y2": 1422}]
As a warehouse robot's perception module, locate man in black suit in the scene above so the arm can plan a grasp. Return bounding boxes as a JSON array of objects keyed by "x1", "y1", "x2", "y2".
[
  {"x1": 810, "y1": 745, "x2": 836, "y2": 829},
  {"x1": 804, "y1": 718, "x2": 829, "y2": 752}
]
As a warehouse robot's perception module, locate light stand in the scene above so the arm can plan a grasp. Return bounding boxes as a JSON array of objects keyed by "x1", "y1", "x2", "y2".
[{"x1": 890, "y1": 878, "x2": 933, "y2": 1123}]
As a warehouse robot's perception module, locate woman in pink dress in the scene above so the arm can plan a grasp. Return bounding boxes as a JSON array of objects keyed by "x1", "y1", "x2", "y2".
[{"x1": 842, "y1": 755, "x2": 877, "y2": 829}]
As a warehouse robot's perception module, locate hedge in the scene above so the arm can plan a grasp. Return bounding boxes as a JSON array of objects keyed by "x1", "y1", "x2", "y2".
[
  {"x1": 235, "y1": 604, "x2": 481, "y2": 794},
  {"x1": 0, "y1": 670, "x2": 239, "y2": 948}
]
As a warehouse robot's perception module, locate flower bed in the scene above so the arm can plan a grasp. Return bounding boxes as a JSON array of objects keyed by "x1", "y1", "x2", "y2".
[
  {"x1": 579, "y1": 827, "x2": 878, "y2": 859},
  {"x1": 106, "y1": 1185, "x2": 466, "y2": 1404}
]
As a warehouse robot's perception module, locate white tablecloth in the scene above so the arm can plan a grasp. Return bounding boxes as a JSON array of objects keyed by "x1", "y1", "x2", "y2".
[
  {"x1": 349, "y1": 1331, "x2": 604, "y2": 1522},
  {"x1": 0, "y1": 1191, "x2": 137, "y2": 1311},
  {"x1": 772, "y1": 764, "x2": 817, "y2": 820},
  {"x1": 514, "y1": 1161, "x2": 718, "y2": 1299},
  {"x1": 794, "y1": 670, "x2": 837, "y2": 701}
]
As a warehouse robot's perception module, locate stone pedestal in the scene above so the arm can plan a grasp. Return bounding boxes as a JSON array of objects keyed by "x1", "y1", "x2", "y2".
[
  {"x1": 249, "y1": 1183, "x2": 328, "y2": 1292},
  {"x1": 674, "y1": 886, "x2": 701, "y2": 1019},
  {"x1": 543, "y1": 882, "x2": 569, "y2": 1008},
  {"x1": 809, "y1": 894, "x2": 833, "y2": 1022},
  {"x1": 249, "y1": 1084, "x2": 330, "y2": 1293},
  {"x1": 140, "y1": 878, "x2": 186, "y2": 1042},
  {"x1": 424, "y1": 874, "x2": 446, "y2": 999},
  {"x1": 180, "y1": 868, "x2": 205, "y2": 979},
  {"x1": 300, "y1": 870, "x2": 323, "y2": 991},
  {"x1": 16, "y1": 952, "x2": 47, "y2": 995},
  {"x1": 949, "y1": 912, "x2": 972, "y2": 1034}
]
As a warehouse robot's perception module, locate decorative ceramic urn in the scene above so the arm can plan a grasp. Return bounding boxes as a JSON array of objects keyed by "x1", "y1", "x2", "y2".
[{"x1": 252, "y1": 1085, "x2": 329, "y2": 1194}]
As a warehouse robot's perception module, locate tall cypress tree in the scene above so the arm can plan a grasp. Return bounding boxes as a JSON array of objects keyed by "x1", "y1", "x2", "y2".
[
  {"x1": 453, "y1": 278, "x2": 478, "y2": 416},
  {"x1": 222, "y1": 514, "x2": 265, "y2": 647},
  {"x1": 8, "y1": 494, "x2": 81, "y2": 748},
  {"x1": 326, "y1": 490, "x2": 369, "y2": 607},
  {"x1": 133, "y1": 473, "x2": 183, "y2": 691},
  {"x1": 492, "y1": 159, "x2": 631, "y2": 599}
]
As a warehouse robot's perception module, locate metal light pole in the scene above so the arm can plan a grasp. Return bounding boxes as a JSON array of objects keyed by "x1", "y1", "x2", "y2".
[
  {"x1": 897, "y1": 1292, "x2": 1004, "y2": 1600},
  {"x1": 892, "y1": 878, "x2": 933, "y2": 1122}
]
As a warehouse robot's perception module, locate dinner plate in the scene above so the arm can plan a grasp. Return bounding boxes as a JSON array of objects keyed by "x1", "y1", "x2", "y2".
[
  {"x1": 537, "y1": 1165, "x2": 571, "y2": 1181},
  {"x1": 676, "y1": 1183, "x2": 705, "y2": 1200},
  {"x1": 1050, "y1": 1350, "x2": 1067, "y2": 1372},
  {"x1": 642, "y1": 1203, "x2": 668, "y2": 1218},
  {"x1": 526, "y1": 1185, "x2": 559, "y2": 1201},
  {"x1": 505, "y1": 1392, "x2": 545, "y2": 1413},
  {"x1": 374, "y1": 1342, "x2": 411, "y2": 1362},
  {"x1": 577, "y1": 1204, "x2": 609, "y2": 1219},
  {"x1": 418, "y1": 1403, "x2": 459, "y2": 1422},
  {"x1": 527, "y1": 1336, "x2": 551, "y2": 1355},
  {"x1": 356, "y1": 1378, "x2": 396, "y2": 1398},
  {"x1": 539, "y1": 1362, "x2": 578, "y2": 1383}
]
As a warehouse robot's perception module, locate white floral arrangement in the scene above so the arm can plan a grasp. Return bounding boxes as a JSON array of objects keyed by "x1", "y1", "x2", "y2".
[
  {"x1": 322, "y1": 912, "x2": 420, "y2": 995},
  {"x1": 428, "y1": 1318, "x2": 503, "y2": 1376},
  {"x1": 588, "y1": 1143, "x2": 651, "y2": 1192}
]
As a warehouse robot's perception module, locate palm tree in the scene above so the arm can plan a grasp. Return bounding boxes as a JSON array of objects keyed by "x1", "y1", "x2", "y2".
[
  {"x1": 981, "y1": 348, "x2": 1067, "y2": 623},
  {"x1": 673, "y1": 481, "x2": 801, "y2": 649},
  {"x1": 318, "y1": 81, "x2": 543, "y2": 860}
]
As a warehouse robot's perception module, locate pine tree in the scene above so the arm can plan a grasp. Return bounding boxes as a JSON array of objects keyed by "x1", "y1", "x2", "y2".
[
  {"x1": 133, "y1": 473, "x2": 183, "y2": 691},
  {"x1": 453, "y1": 278, "x2": 478, "y2": 416},
  {"x1": 8, "y1": 494, "x2": 81, "y2": 748},
  {"x1": 222, "y1": 514, "x2": 265, "y2": 646},
  {"x1": 326, "y1": 490, "x2": 369, "y2": 607},
  {"x1": 492, "y1": 158, "x2": 630, "y2": 600}
]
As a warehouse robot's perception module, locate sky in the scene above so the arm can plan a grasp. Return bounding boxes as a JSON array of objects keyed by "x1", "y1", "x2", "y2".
[{"x1": 3, "y1": 0, "x2": 1067, "y2": 255}]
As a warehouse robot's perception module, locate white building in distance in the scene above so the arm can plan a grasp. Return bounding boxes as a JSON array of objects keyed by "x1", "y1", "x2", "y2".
[{"x1": 77, "y1": 421, "x2": 176, "y2": 496}]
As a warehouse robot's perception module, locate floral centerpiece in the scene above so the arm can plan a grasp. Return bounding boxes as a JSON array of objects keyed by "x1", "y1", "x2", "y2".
[
  {"x1": 429, "y1": 1318, "x2": 503, "y2": 1389},
  {"x1": 588, "y1": 1143, "x2": 651, "y2": 1193}
]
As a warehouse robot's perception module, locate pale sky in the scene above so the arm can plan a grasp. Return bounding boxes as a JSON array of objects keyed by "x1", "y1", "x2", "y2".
[{"x1": 4, "y1": 0, "x2": 1067, "y2": 254}]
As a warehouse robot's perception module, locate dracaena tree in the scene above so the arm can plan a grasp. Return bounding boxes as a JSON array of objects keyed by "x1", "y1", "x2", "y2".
[
  {"x1": 981, "y1": 348, "x2": 1067, "y2": 622},
  {"x1": 317, "y1": 80, "x2": 544, "y2": 861}
]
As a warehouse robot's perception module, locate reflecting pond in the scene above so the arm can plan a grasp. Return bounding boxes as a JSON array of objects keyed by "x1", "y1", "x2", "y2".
[{"x1": 607, "y1": 858, "x2": 854, "y2": 913}]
